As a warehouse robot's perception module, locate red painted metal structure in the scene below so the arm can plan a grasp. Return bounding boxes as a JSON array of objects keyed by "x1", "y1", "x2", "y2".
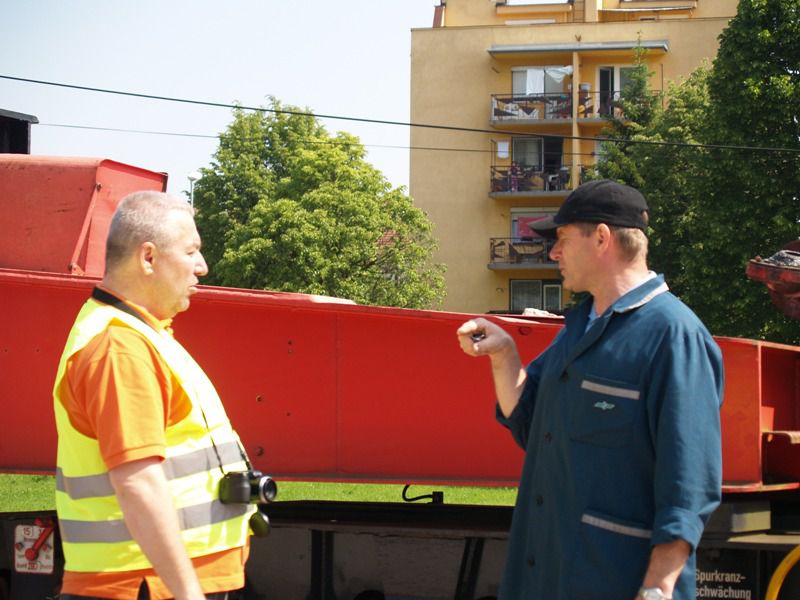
[
  {"x1": 0, "y1": 155, "x2": 167, "y2": 277},
  {"x1": 0, "y1": 267, "x2": 559, "y2": 485},
  {"x1": 0, "y1": 155, "x2": 798, "y2": 494}
]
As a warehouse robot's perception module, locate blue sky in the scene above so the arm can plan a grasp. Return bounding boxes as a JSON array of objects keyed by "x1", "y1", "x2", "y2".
[{"x1": 0, "y1": 1, "x2": 436, "y2": 194}]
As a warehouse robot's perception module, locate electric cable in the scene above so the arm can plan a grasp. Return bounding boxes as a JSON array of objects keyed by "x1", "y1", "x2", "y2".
[
  {"x1": 39, "y1": 122, "x2": 599, "y2": 157},
  {"x1": 402, "y1": 484, "x2": 444, "y2": 504},
  {"x1": 3, "y1": 74, "x2": 800, "y2": 156}
]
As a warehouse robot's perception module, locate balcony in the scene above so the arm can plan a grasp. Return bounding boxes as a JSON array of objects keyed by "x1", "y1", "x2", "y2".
[
  {"x1": 491, "y1": 93, "x2": 573, "y2": 122},
  {"x1": 491, "y1": 91, "x2": 661, "y2": 123},
  {"x1": 578, "y1": 90, "x2": 664, "y2": 119},
  {"x1": 578, "y1": 91, "x2": 623, "y2": 119},
  {"x1": 490, "y1": 164, "x2": 584, "y2": 196},
  {"x1": 489, "y1": 237, "x2": 557, "y2": 269}
]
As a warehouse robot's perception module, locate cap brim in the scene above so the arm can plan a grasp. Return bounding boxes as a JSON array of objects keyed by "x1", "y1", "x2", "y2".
[{"x1": 531, "y1": 215, "x2": 559, "y2": 239}]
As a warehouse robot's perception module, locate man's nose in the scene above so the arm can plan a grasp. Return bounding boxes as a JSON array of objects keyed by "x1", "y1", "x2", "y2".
[
  {"x1": 549, "y1": 241, "x2": 561, "y2": 261},
  {"x1": 196, "y1": 252, "x2": 209, "y2": 277}
]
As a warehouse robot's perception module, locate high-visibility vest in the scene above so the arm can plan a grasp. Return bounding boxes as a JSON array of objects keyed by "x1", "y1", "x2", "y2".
[{"x1": 53, "y1": 298, "x2": 254, "y2": 572}]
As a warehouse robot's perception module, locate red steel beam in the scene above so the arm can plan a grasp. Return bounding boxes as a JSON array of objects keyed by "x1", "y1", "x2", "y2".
[{"x1": 2, "y1": 268, "x2": 799, "y2": 492}]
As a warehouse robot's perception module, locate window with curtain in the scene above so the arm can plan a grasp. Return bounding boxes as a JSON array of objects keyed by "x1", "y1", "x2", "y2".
[
  {"x1": 544, "y1": 284, "x2": 562, "y2": 312},
  {"x1": 512, "y1": 137, "x2": 543, "y2": 168},
  {"x1": 511, "y1": 210, "x2": 555, "y2": 239},
  {"x1": 510, "y1": 280, "x2": 563, "y2": 313},
  {"x1": 510, "y1": 280, "x2": 543, "y2": 312},
  {"x1": 512, "y1": 66, "x2": 572, "y2": 97}
]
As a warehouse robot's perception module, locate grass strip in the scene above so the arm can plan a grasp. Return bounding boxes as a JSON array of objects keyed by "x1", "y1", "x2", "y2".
[
  {"x1": 0, "y1": 474, "x2": 57, "y2": 512},
  {"x1": 0, "y1": 474, "x2": 517, "y2": 513}
]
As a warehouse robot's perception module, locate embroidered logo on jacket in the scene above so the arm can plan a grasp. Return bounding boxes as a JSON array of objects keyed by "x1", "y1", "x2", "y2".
[{"x1": 593, "y1": 401, "x2": 616, "y2": 411}]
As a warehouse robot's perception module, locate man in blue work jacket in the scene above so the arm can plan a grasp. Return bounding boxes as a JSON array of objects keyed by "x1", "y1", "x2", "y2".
[{"x1": 457, "y1": 180, "x2": 724, "y2": 600}]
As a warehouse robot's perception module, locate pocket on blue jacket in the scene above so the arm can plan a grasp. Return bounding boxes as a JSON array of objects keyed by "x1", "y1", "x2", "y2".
[
  {"x1": 568, "y1": 509, "x2": 651, "y2": 599},
  {"x1": 569, "y1": 374, "x2": 640, "y2": 447}
]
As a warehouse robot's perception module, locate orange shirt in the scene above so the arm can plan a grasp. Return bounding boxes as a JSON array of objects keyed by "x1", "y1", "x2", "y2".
[{"x1": 57, "y1": 295, "x2": 247, "y2": 599}]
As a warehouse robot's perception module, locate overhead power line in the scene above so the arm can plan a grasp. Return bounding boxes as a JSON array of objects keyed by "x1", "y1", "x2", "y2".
[
  {"x1": 3, "y1": 74, "x2": 800, "y2": 156},
  {"x1": 44, "y1": 123, "x2": 218, "y2": 139},
  {"x1": 41, "y1": 122, "x2": 598, "y2": 157}
]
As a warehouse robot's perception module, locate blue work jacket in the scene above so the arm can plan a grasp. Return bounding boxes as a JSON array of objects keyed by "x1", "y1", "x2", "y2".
[{"x1": 498, "y1": 275, "x2": 724, "y2": 600}]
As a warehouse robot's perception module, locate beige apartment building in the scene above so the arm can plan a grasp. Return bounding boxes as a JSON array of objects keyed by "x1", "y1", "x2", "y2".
[{"x1": 410, "y1": 0, "x2": 738, "y2": 314}]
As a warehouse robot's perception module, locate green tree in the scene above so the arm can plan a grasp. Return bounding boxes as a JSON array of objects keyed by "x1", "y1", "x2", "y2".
[
  {"x1": 593, "y1": 45, "x2": 660, "y2": 189},
  {"x1": 630, "y1": 66, "x2": 713, "y2": 296},
  {"x1": 590, "y1": 47, "x2": 707, "y2": 296},
  {"x1": 677, "y1": 0, "x2": 800, "y2": 343},
  {"x1": 193, "y1": 99, "x2": 446, "y2": 309},
  {"x1": 591, "y1": 0, "x2": 800, "y2": 343}
]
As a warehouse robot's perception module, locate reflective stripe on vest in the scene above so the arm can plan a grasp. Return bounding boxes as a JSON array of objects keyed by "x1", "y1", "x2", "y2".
[
  {"x1": 60, "y1": 499, "x2": 251, "y2": 543},
  {"x1": 53, "y1": 298, "x2": 254, "y2": 572},
  {"x1": 55, "y1": 440, "x2": 244, "y2": 500}
]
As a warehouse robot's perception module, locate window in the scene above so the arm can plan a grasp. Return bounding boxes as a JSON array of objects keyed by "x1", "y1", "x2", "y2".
[
  {"x1": 512, "y1": 137, "x2": 543, "y2": 169},
  {"x1": 512, "y1": 66, "x2": 572, "y2": 97},
  {"x1": 510, "y1": 280, "x2": 542, "y2": 312},
  {"x1": 619, "y1": 67, "x2": 636, "y2": 93},
  {"x1": 544, "y1": 284, "x2": 562, "y2": 312},
  {"x1": 599, "y1": 65, "x2": 636, "y2": 114},
  {"x1": 511, "y1": 209, "x2": 556, "y2": 239},
  {"x1": 599, "y1": 65, "x2": 636, "y2": 93},
  {"x1": 510, "y1": 280, "x2": 562, "y2": 313},
  {"x1": 510, "y1": 211, "x2": 555, "y2": 265}
]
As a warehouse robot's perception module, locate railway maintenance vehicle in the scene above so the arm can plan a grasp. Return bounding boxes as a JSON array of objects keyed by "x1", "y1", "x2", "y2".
[{"x1": 0, "y1": 154, "x2": 799, "y2": 599}]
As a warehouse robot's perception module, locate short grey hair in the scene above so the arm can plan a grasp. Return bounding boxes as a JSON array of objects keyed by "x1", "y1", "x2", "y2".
[
  {"x1": 610, "y1": 226, "x2": 649, "y2": 262},
  {"x1": 576, "y1": 219, "x2": 649, "y2": 262},
  {"x1": 105, "y1": 191, "x2": 194, "y2": 271}
]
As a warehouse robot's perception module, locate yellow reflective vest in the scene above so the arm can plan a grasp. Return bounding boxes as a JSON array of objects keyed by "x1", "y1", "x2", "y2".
[{"x1": 53, "y1": 297, "x2": 254, "y2": 572}]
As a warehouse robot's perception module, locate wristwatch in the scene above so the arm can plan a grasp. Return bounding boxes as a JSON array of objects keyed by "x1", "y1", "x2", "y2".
[{"x1": 638, "y1": 587, "x2": 672, "y2": 600}]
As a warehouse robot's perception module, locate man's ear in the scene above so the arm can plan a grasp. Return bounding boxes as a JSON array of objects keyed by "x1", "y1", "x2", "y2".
[
  {"x1": 595, "y1": 223, "x2": 612, "y2": 250},
  {"x1": 140, "y1": 242, "x2": 156, "y2": 274}
]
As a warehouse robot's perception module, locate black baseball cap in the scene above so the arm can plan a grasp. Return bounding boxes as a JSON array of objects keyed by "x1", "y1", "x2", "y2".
[{"x1": 531, "y1": 179, "x2": 649, "y2": 239}]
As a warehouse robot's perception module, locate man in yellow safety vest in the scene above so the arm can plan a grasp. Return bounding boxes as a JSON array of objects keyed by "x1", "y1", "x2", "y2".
[{"x1": 53, "y1": 191, "x2": 257, "y2": 600}]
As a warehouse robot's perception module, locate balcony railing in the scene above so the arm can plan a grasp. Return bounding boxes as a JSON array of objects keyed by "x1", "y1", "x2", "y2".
[
  {"x1": 577, "y1": 90, "x2": 663, "y2": 119},
  {"x1": 491, "y1": 93, "x2": 572, "y2": 121},
  {"x1": 490, "y1": 237, "x2": 556, "y2": 267},
  {"x1": 577, "y1": 91, "x2": 624, "y2": 119},
  {"x1": 492, "y1": 91, "x2": 662, "y2": 122},
  {"x1": 491, "y1": 164, "x2": 584, "y2": 194}
]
